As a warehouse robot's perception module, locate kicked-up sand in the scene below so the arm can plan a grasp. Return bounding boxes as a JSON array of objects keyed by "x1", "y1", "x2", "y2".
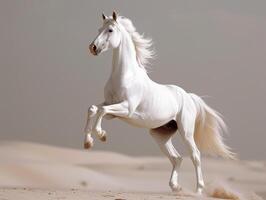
[{"x1": 0, "y1": 141, "x2": 265, "y2": 200}]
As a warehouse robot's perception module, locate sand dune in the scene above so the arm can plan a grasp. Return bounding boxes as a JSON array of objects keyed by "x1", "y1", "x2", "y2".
[{"x1": 0, "y1": 141, "x2": 265, "y2": 199}]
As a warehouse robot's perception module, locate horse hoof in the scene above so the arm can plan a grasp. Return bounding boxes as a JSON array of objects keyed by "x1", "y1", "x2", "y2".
[
  {"x1": 96, "y1": 129, "x2": 106, "y2": 142},
  {"x1": 172, "y1": 186, "x2": 182, "y2": 192},
  {"x1": 196, "y1": 188, "x2": 203, "y2": 195},
  {"x1": 100, "y1": 134, "x2": 106, "y2": 142},
  {"x1": 84, "y1": 133, "x2": 94, "y2": 149},
  {"x1": 84, "y1": 142, "x2": 93, "y2": 149},
  {"x1": 170, "y1": 183, "x2": 182, "y2": 192}
]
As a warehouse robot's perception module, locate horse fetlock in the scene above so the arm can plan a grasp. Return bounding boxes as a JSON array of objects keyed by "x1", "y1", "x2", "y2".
[
  {"x1": 196, "y1": 186, "x2": 204, "y2": 195},
  {"x1": 95, "y1": 128, "x2": 107, "y2": 142},
  {"x1": 99, "y1": 134, "x2": 107, "y2": 142},
  {"x1": 196, "y1": 180, "x2": 205, "y2": 194},
  {"x1": 169, "y1": 181, "x2": 182, "y2": 192},
  {"x1": 84, "y1": 134, "x2": 94, "y2": 149}
]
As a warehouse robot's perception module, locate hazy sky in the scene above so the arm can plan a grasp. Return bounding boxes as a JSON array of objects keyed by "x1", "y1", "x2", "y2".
[{"x1": 0, "y1": 1, "x2": 265, "y2": 159}]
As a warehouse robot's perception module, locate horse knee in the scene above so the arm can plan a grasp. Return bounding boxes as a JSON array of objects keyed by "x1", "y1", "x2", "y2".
[
  {"x1": 88, "y1": 105, "x2": 98, "y2": 116},
  {"x1": 183, "y1": 137, "x2": 201, "y2": 166},
  {"x1": 98, "y1": 106, "x2": 107, "y2": 115}
]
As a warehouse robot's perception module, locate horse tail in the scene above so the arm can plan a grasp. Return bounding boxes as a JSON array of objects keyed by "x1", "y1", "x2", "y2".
[{"x1": 190, "y1": 93, "x2": 236, "y2": 159}]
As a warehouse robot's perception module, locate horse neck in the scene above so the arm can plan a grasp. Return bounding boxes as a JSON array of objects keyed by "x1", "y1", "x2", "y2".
[{"x1": 111, "y1": 31, "x2": 143, "y2": 79}]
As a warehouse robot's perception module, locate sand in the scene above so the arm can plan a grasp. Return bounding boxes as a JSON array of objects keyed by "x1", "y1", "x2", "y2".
[{"x1": 0, "y1": 141, "x2": 265, "y2": 200}]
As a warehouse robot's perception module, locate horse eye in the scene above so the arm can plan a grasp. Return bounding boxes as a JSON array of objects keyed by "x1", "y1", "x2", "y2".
[{"x1": 108, "y1": 29, "x2": 113, "y2": 33}]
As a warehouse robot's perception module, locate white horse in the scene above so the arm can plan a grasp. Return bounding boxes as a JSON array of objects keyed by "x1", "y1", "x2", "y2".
[{"x1": 85, "y1": 11, "x2": 234, "y2": 194}]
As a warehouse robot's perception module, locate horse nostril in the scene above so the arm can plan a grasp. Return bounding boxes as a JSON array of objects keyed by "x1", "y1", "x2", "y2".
[
  {"x1": 92, "y1": 45, "x2": 97, "y2": 52},
  {"x1": 89, "y1": 44, "x2": 97, "y2": 55}
]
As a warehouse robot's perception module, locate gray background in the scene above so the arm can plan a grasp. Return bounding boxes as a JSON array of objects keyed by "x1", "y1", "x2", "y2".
[{"x1": 0, "y1": 1, "x2": 265, "y2": 159}]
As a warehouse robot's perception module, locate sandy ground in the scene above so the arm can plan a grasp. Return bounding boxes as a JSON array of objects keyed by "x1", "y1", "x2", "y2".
[{"x1": 0, "y1": 141, "x2": 265, "y2": 200}]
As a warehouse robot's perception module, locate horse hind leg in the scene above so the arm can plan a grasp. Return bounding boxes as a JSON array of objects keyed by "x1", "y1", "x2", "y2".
[
  {"x1": 150, "y1": 121, "x2": 183, "y2": 192},
  {"x1": 177, "y1": 115, "x2": 205, "y2": 194}
]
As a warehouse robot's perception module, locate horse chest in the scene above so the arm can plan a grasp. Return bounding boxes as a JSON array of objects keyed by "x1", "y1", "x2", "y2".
[{"x1": 104, "y1": 79, "x2": 133, "y2": 103}]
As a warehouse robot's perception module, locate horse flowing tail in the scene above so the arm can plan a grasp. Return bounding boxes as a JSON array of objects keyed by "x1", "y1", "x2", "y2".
[{"x1": 190, "y1": 93, "x2": 235, "y2": 159}]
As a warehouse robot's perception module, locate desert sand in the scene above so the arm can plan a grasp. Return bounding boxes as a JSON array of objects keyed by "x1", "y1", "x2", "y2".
[{"x1": 0, "y1": 141, "x2": 265, "y2": 200}]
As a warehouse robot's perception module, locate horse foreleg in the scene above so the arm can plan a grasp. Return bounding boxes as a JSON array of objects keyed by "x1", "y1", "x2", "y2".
[
  {"x1": 92, "y1": 102, "x2": 129, "y2": 141},
  {"x1": 84, "y1": 104, "x2": 101, "y2": 149}
]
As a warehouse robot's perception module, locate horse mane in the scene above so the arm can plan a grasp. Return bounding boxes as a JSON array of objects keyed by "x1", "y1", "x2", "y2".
[{"x1": 117, "y1": 16, "x2": 155, "y2": 72}]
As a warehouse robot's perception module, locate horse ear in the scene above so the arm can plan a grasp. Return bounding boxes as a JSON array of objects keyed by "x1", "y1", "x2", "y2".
[
  {"x1": 112, "y1": 11, "x2": 117, "y2": 21},
  {"x1": 102, "y1": 13, "x2": 107, "y2": 20}
]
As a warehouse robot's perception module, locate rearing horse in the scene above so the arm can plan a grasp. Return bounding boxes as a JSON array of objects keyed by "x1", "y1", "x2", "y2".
[{"x1": 85, "y1": 12, "x2": 234, "y2": 194}]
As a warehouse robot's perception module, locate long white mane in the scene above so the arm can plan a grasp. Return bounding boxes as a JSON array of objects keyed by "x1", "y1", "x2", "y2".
[{"x1": 117, "y1": 16, "x2": 155, "y2": 72}]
